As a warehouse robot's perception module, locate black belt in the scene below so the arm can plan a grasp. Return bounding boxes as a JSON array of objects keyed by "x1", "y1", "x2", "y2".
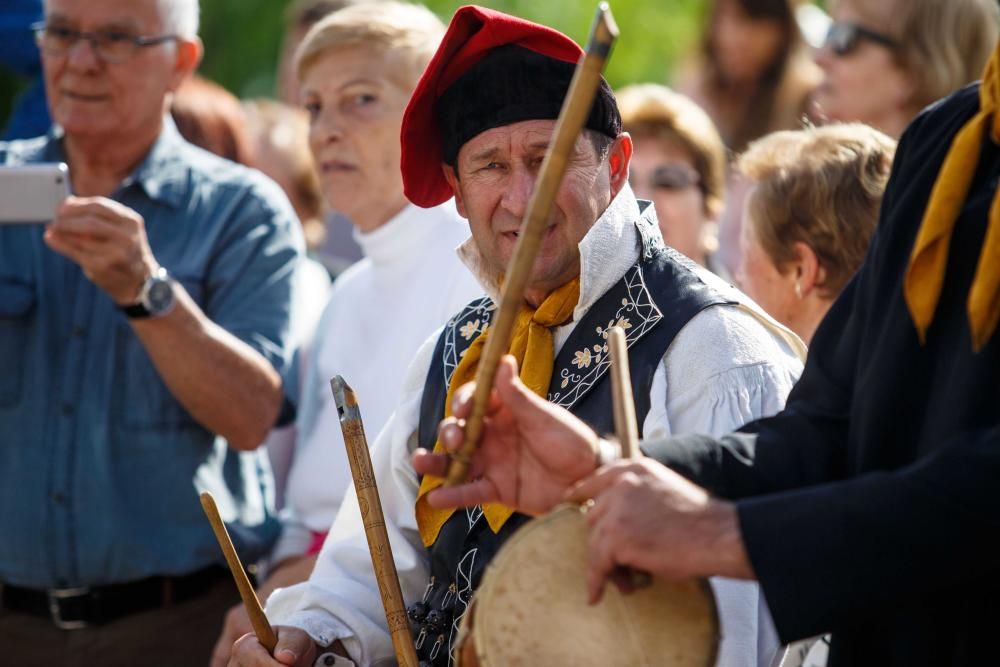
[{"x1": 0, "y1": 565, "x2": 229, "y2": 629}]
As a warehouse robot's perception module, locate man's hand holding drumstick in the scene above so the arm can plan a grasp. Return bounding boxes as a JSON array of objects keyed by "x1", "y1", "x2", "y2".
[{"x1": 412, "y1": 355, "x2": 755, "y2": 601}]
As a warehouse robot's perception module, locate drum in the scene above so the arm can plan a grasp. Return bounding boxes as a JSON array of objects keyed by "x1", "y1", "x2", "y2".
[{"x1": 455, "y1": 503, "x2": 719, "y2": 666}]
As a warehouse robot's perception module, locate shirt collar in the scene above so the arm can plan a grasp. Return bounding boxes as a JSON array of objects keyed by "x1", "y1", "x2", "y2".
[
  {"x1": 45, "y1": 116, "x2": 189, "y2": 208},
  {"x1": 355, "y1": 199, "x2": 462, "y2": 267},
  {"x1": 121, "y1": 116, "x2": 188, "y2": 208},
  {"x1": 457, "y1": 183, "x2": 645, "y2": 320}
]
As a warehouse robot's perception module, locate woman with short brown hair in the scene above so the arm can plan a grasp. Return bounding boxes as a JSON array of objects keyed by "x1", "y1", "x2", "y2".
[
  {"x1": 617, "y1": 83, "x2": 727, "y2": 272},
  {"x1": 736, "y1": 123, "x2": 896, "y2": 343}
]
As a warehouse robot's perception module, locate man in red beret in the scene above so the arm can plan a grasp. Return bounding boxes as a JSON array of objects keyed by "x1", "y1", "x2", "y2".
[
  {"x1": 229, "y1": 6, "x2": 804, "y2": 667},
  {"x1": 412, "y1": 42, "x2": 1000, "y2": 667}
]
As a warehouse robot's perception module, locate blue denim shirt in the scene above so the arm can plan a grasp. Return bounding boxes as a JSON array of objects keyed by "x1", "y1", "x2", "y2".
[{"x1": 0, "y1": 120, "x2": 303, "y2": 588}]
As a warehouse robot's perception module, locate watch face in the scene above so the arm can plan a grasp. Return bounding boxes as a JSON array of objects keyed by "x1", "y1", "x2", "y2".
[{"x1": 145, "y1": 278, "x2": 175, "y2": 315}]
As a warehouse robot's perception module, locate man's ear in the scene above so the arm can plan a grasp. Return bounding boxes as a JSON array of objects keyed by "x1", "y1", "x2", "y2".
[
  {"x1": 442, "y1": 164, "x2": 468, "y2": 218},
  {"x1": 608, "y1": 132, "x2": 633, "y2": 199},
  {"x1": 169, "y1": 37, "x2": 204, "y2": 93}
]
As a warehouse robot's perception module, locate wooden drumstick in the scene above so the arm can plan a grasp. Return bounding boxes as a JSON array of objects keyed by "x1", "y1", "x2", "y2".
[
  {"x1": 331, "y1": 376, "x2": 419, "y2": 667},
  {"x1": 608, "y1": 326, "x2": 639, "y2": 459},
  {"x1": 200, "y1": 491, "x2": 278, "y2": 653},
  {"x1": 444, "y1": 2, "x2": 620, "y2": 487},
  {"x1": 607, "y1": 326, "x2": 653, "y2": 589}
]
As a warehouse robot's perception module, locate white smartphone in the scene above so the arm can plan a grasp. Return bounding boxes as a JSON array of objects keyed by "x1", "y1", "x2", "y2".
[{"x1": 0, "y1": 163, "x2": 71, "y2": 224}]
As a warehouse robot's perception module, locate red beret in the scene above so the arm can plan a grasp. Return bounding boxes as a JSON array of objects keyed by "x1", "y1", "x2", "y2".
[{"x1": 401, "y1": 5, "x2": 587, "y2": 208}]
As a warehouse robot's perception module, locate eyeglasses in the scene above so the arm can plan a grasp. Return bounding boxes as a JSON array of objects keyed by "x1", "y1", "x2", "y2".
[
  {"x1": 630, "y1": 163, "x2": 701, "y2": 192},
  {"x1": 823, "y1": 21, "x2": 898, "y2": 57},
  {"x1": 32, "y1": 23, "x2": 178, "y2": 64}
]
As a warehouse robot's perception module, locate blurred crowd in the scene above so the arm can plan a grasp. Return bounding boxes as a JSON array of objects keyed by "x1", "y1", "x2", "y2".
[{"x1": 0, "y1": 0, "x2": 998, "y2": 665}]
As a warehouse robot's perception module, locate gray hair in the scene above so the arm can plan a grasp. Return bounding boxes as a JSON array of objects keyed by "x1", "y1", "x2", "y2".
[
  {"x1": 158, "y1": 0, "x2": 200, "y2": 39},
  {"x1": 42, "y1": 0, "x2": 200, "y2": 38}
]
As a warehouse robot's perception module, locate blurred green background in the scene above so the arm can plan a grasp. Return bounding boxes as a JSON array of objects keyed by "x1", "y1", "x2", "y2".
[
  {"x1": 0, "y1": 0, "x2": 706, "y2": 129},
  {"x1": 200, "y1": 0, "x2": 706, "y2": 97}
]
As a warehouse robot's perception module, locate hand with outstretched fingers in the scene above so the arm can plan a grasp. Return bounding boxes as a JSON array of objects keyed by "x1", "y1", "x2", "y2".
[{"x1": 412, "y1": 355, "x2": 601, "y2": 516}]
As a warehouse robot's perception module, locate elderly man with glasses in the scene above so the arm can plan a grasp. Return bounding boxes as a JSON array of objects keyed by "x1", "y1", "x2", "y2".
[{"x1": 0, "y1": 0, "x2": 302, "y2": 663}]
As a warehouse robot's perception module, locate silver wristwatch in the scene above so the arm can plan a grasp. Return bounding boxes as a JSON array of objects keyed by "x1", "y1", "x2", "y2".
[{"x1": 120, "y1": 266, "x2": 176, "y2": 319}]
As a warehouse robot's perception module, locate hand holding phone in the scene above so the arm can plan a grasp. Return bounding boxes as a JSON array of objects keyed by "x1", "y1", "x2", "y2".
[{"x1": 0, "y1": 163, "x2": 71, "y2": 224}]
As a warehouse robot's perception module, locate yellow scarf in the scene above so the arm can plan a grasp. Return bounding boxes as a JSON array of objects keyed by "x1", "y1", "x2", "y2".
[
  {"x1": 904, "y1": 42, "x2": 1000, "y2": 352},
  {"x1": 415, "y1": 278, "x2": 580, "y2": 547}
]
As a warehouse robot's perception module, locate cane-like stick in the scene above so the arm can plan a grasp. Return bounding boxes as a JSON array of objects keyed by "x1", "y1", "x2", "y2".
[
  {"x1": 331, "y1": 376, "x2": 419, "y2": 667},
  {"x1": 200, "y1": 492, "x2": 278, "y2": 653},
  {"x1": 445, "y1": 3, "x2": 620, "y2": 486}
]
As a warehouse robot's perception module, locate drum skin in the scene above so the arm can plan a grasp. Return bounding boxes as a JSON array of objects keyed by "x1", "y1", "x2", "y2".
[{"x1": 455, "y1": 504, "x2": 719, "y2": 667}]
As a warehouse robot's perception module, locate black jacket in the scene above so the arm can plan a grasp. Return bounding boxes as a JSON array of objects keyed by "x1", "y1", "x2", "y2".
[{"x1": 646, "y1": 84, "x2": 1000, "y2": 665}]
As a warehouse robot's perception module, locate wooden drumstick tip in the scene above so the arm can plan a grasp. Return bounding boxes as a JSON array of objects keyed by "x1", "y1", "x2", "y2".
[
  {"x1": 199, "y1": 491, "x2": 278, "y2": 653},
  {"x1": 594, "y1": 3, "x2": 619, "y2": 40},
  {"x1": 330, "y1": 375, "x2": 358, "y2": 414}
]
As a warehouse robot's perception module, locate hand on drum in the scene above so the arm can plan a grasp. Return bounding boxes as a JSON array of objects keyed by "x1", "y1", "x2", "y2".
[
  {"x1": 412, "y1": 355, "x2": 602, "y2": 516},
  {"x1": 566, "y1": 459, "x2": 755, "y2": 603},
  {"x1": 227, "y1": 626, "x2": 319, "y2": 667}
]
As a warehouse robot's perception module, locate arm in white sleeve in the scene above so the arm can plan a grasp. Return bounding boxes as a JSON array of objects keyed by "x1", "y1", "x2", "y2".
[{"x1": 265, "y1": 331, "x2": 440, "y2": 665}]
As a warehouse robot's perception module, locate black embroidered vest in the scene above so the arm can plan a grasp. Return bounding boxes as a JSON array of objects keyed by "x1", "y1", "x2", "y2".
[{"x1": 407, "y1": 210, "x2": 734, "y2": 665}]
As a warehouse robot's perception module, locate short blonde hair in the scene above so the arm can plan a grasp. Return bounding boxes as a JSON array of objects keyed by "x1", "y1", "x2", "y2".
[
  {"x1": 843, "y1": 0, "x2": 999, "y2": 110},
  {"x1": 294, "y1": 1, "x2": 444, "y2": 89},
  {"x1": 739, "y1": 123, "x2": 896, "y2": 294},
  {"x1": 617, "y1": 83, "x2": 727, "y2": 219}
]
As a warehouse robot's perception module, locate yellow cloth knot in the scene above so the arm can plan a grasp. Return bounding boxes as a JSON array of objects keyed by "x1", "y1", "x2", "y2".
[
  {"x1": 415, "y1": 277, "x2": 581, "y2": 547},
  {"x1": 904, "y1": 41, "x2": 1000, "y2": 352}
]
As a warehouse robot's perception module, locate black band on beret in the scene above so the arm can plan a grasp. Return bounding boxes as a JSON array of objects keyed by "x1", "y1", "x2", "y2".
[{"x1": 436, "y1": 45, "x2": 622, "y2": 167}]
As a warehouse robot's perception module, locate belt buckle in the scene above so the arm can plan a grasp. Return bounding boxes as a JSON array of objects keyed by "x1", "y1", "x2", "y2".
[{"x1": 47, "y1": 586, "x2": 91, "y2": 630}]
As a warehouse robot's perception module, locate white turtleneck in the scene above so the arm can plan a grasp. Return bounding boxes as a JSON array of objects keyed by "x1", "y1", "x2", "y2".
[{"x1": 271, "y1": 201, "x2": 482, "y2": 564}]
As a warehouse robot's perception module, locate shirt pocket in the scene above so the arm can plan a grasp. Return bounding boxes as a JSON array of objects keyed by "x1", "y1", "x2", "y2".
[
  {"x1": 115, "y1": 275, "x2": 206, "y2": 431},
  {"x1": 0, "y1": 283, "x2": 35, "y2": 407}
]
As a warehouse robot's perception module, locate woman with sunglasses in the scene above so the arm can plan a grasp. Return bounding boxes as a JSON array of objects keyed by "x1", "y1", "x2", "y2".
[
  {"x1": 814, "y1": 0, "x2": 998, "y2": 138},
  {"x1": 617, "y1": 83, "x2": 728, "y2": 275}
]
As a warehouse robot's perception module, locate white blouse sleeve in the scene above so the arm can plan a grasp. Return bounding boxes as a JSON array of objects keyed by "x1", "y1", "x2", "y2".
[
  {"x1": 642, "y1": 304, "x2": 802, "y2": 441},
  {"x1": 265, "y1": 331, "x2": 441, "y2": 666}
]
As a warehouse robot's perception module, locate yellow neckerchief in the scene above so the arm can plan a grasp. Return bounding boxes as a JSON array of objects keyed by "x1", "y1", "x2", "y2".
[
  {"x1": 415, "y1": 277, "x2": 580, "y2": 547},
  {"x1": 904, "y1": 42, "x2": 1000, "y2": 352}
]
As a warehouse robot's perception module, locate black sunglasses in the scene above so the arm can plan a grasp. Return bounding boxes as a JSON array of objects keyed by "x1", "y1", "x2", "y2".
[
  {"x1": 630, "y1": 163, "x2": 701, "y2": 192},
  {"x1": 823, "y1": 21, "x2": 898, "y2": 57}
]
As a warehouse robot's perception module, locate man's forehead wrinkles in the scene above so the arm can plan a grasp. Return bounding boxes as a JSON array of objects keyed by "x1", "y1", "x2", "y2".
[
  {"x1": 464, "y1": 129, "x2": 513, "y2": 162},
  {"x1": 468, "y1": 146, "x2": 502, "y2": 163}
]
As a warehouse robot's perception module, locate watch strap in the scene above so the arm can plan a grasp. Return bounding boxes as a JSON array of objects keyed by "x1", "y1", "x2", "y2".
[{"x1": 120, "y1": 302, "x2": 153, "y2": 318}]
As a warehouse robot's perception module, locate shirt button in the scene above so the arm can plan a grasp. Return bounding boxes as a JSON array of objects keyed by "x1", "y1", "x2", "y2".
[
  {"x1": 70, "y1": 326, "x2": 86, "y2": 338},
  {"x1": 51, "y1": 492, "x2": 67, "y2": 505},
  {"x1": 61, "y1": 403, "x2": 74, "y2": 416}
]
